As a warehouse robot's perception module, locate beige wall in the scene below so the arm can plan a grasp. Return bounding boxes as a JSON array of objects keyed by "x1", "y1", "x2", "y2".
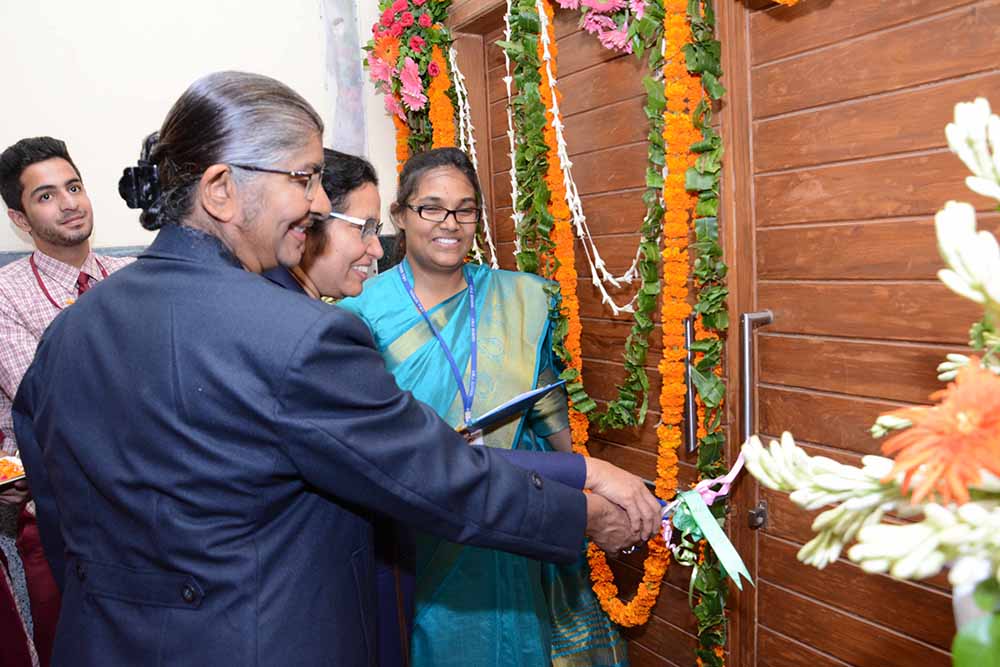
[{"x1": 0, "y1": 0, "x2": 397, "y2": 252}]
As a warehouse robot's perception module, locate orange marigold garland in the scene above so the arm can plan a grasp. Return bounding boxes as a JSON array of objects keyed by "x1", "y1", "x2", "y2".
[
  {"x1": 427, "y1": 46, "x2": 457, "y2": 149},
  {"x1": 692, "y1": 321, "x2": 729, "y2": 667},
  {"x1": 533, "y1": 0, "x2": 677, "y2": 628},
  {"x1": 656, "y1": 0, "x2": 702, "y2": 551},
  {"x1": 535, "y1": 0, "x2": 590, "y2": 453},
  {"x1": 392, "y1": 112, "x2": 411, "y2": 172},
  {"x1": 658, "y1": 0, "x2": 700, "y2": 497}
]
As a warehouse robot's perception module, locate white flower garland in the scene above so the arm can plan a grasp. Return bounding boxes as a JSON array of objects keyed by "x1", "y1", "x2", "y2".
[
  {"x1": 743, "y1": 433, "x2": 1000, "y2": 587},
  {"x1": 534, "y1": 0, "x2": 649, "y2": 316},
  {"x1": 448, "y1": 46, "x2": 499, "y2": 268},
  {"x1": 502, "y1": 0, "x2": 524, "y2": 256}
]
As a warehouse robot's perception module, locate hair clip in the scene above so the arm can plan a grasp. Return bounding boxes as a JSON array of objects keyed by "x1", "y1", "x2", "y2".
[{"x1": 118, "y1": 164, "x2": 160, "y2": 210}]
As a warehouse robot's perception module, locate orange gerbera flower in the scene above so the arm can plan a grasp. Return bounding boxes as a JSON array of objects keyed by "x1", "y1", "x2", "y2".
[
  {"x1": 882, "y1": 360, "x2": 1000, "y2": 504},
  {"x1": 372, "y1": 36, "x2": 401, "y2": 68}
]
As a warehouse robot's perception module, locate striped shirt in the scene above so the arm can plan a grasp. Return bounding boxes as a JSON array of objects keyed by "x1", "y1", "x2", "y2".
[{"x1": 0, "y1": 250, "x2": 134, "y2": 454}]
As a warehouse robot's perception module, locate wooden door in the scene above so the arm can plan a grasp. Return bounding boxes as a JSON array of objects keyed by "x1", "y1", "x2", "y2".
[
  {"x1": 721, "y1": 1, "x2": 1000, "y2": 666},
  {"x1": 450, "y1": 0, "x2": 1000, "y2": 665}
]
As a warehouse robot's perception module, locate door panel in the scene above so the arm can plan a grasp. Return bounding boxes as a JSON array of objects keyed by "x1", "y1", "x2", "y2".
[
  {"x1": 758, "y1": 584, "x2": 950, "y2": 667},
  {"x1": 754, "y1": 72, "x2": 1000, "y2": 172},
  {"x1": 749, "y1": 0, "x2": 980, "y2": 64},
  {"x1": 754, "y1": 153, "x2": 998, "y2": 226},
  {"x1": 724, "y1": 0, "x2": 1000, "y2": 664},
  {"x1": 751, "y1": 3, "x2": 1000, "y2": 117}
]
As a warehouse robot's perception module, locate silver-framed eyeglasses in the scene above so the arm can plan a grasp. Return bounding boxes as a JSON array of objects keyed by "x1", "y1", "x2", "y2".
[
  {"x1": 329, "y1": 211, "x2": 383, "y2": 239},
  {"x1": 405, "y1": 204, "x2": 481, "y2": 225},
  {"x1": 230, "y1": 163, "x2": 324, "y2": 201}
]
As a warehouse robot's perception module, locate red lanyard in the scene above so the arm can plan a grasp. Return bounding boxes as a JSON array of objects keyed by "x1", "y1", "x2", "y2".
[{"x1": 30, "y1": 254, "x2": 108, "y2": 310}]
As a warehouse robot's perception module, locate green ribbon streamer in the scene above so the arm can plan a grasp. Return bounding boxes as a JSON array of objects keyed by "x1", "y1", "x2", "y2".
[{"x1": 678, "y1": 490, "x2": 753, "y2": 591}]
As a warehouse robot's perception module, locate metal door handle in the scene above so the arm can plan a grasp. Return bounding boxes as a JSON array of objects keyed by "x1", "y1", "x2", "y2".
[
  {"x1": 740, "y1": 311, "x2": 773, "y2": 445},
  {"x1": 684, "y1": 316, "x2": 698, "y2": 453}
]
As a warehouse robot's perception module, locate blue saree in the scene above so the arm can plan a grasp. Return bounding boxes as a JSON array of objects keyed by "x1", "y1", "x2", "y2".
[{"x1": 339, "y1": 260, "x2": 628, "y2": 667}]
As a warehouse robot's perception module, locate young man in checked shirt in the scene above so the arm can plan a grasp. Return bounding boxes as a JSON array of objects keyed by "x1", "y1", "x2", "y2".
[{"x1": 0, "y1": 137, "x2": 133, "y2": 666}]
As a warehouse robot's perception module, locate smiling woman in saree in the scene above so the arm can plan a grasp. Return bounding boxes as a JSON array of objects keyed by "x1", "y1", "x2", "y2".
[{"x1": 339, "y1": 147, "x2": 629, "y2": 667}]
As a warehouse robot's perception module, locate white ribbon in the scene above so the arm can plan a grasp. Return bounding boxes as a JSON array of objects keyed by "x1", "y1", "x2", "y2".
[{"x1": 448, "y1": 46, "x2": 499, "y2": 268}]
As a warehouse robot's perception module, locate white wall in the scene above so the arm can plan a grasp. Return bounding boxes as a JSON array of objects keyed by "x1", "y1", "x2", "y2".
[{"x1": 0, "y1": 0, "x2": 347, "y2": 251}]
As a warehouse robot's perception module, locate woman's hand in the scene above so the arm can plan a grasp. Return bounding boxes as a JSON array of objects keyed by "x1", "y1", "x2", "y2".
[
  {"x1": 584, "y1": 458, "x2": 662, "y2": 543},
  {"x1": 585, "y1": 493, "x2": 639, "y2": 553}
]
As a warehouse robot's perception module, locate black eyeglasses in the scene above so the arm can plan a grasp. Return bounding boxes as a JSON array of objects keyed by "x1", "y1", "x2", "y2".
[
  {"x1": 230, "y1": 163, "x2": 323, "y2": 201},
  {"x1": 329, "y1": 211, "x2": 383, "y2": 239},
  {"x1": 406, "y1": 204, "x2": 481, "y2": 225}
]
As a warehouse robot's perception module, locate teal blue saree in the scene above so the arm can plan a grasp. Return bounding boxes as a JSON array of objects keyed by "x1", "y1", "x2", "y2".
[{"x1": 339, "y1": 260, "x2": 627, "y2": 667}]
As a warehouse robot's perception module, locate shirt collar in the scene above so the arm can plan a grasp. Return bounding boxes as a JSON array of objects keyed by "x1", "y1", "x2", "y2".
[{"x1": 32, "y1": 249, "x2": 99, "y2": 291}]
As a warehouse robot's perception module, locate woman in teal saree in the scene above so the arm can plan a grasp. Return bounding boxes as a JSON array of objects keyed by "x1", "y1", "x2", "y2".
[{"x1": 339, "y1": 148, "x2": 628, "y2": 667}]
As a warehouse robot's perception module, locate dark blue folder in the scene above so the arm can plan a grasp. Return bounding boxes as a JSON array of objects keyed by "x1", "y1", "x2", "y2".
[{"x1": 459, "y1": 380, "x2": 567, "y2": 434}]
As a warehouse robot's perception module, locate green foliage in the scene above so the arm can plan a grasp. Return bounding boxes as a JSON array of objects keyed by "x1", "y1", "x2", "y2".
[
  {"x1": 690, "y1": 365, "x2": 725, "y2": 407},
  {"x1": 686, "y1": 168, "x2": 716, "y2": 191},
  {"x1": 508, "y1": 2, "x2": 554, "y2": 277},
  {"x1": 673, "y1": 504, "x2": 704, "y2": 542},
  {"x1": 589, "y1": 35, "x2": 668, "y2": 433},
  {"x1": 953, "y1": 613, "x2": 1000, "y2": 667},
  {"x1": 686, "y1": 0, "x2": 731, "y2": 661},
  {"x1": 953, "y1": 580, "x2": 1000, "y2": 667},
  {"x1": 690, "y1": 547, "x2": 728, "y2": 666},
  {"x1": 698, "y1": 432, "x2": 726, "y2": 475},
  {"x1": 970, "y1": 317, "x2": 997, "y2": 353},
  {"x1": 975, "y1": 579, "x2": 1000, "y2": 613}
]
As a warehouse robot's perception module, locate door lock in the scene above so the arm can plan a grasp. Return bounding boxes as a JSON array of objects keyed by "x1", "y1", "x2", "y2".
[{"x1": 748, "y1": 501, "x2": 768, "y2": 530}]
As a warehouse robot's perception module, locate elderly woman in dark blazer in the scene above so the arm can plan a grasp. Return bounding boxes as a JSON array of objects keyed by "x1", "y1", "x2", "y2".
[{"x1": 13, "y1": 71, "x2": 658, "y2": 667}]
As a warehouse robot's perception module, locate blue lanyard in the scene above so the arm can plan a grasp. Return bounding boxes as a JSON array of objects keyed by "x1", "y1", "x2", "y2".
[{"x1": 398, "y1": 264, "x2": 478, "y2": 424}]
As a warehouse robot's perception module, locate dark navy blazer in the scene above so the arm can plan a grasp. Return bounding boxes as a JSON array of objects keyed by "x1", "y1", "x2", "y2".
[
  {"x1": 14, "y1": 225, "x2": 586, "y2": 667},
  {"x1": 260, "y1": 265, "x2": 587, "y2": 667}
]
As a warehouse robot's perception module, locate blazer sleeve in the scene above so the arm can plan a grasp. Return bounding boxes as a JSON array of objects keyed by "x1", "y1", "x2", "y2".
[
  {"x1": 273, "y1": 309, "x2": 587, "y2": 564},
  {"x1": 497, "y1": 450, "x2": 585, "y2": 490},
  {"x1": 11, "y1": 363, "x2": 67, "y2": 591}
]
